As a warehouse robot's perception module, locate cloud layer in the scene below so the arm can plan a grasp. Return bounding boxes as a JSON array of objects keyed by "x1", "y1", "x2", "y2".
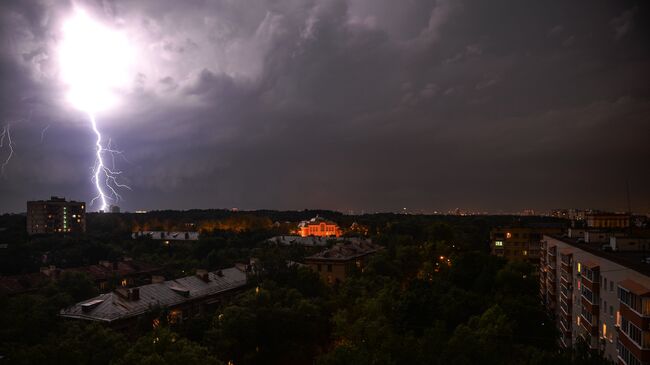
[{"x1": 0, "y1": 0, "x2": 649, "y2": 213}]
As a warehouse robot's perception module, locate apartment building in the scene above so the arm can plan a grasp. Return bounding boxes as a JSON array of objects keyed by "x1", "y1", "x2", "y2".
[
  {"x1": 26, "y1": 196, "x2": 86, "y2": 235},
  {"x1": 490, "y1": 224, "x2": 565, "y2": 264},
  {"x1": 541, "y1": 235, "x2": 650, "y2": 364}
]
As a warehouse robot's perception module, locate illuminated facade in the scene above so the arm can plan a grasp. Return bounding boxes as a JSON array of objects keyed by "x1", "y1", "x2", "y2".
[
  {"x1": 298, "y1": 216, "x2": 342, "y2": 237},
  {"x1": 26, "y1": 196, "x2": 86, "y2": 235},
  {"x1": 586, "y1": 213, "x2": 631, "y2": 229},
  {"x1": 541, "y1": 235, "x2": 650, "y2": 364}
]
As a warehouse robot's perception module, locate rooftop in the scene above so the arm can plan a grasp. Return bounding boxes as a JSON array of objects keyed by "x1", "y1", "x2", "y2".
[
  {"x1": 298, "y1": 216, "x2": 338, "y2": 227},
  {"x1": 65, "y1": 260, "x2": 161, "y2": 282},
  {"x1": 546, "y1": 234, "x2": 650, "y2": 277},
  {"x1": 305, "y1": 241, "x2": 381, "y2": 262},
  {"x1": 0, "y1": 259, "x2": 161, "y2": 296},
  {"x1": 60, "y1": 267, "x2": 247, "y2": 323}
]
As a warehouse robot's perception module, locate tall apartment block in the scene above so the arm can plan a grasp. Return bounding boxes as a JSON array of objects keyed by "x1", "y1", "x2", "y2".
[
  {"x1": 541, "y1": 234, "x2": 650, "y2": 364},
  {"x1": 26, "y1": 196, "x2": 86, "y2": 235}
]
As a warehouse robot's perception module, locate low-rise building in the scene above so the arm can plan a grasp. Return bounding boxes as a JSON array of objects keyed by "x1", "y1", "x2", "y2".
[
  {"x1": 305, "y1": 241, "x2": 380, "y2": 284},
  {"x1": 26, "y1": 196, "x2": 86, "y2": 235},
  {"x1": 298, "y1": 216, "x2": 342, "y2": 237},
  {"x1": 541, "y1": 234, "x2": 650, "y2": 364},
  {"x1": 60, "y1": 267, "x2": 247, "y2": 330},
  {"x1": 490, "y1": 224, "x2": 565, "y2": 264}
]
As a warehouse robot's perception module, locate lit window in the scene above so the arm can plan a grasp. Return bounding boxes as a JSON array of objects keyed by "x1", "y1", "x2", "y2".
[
  {"x1": 495, "y1": 240, "x2": 503, "y2": 247},
  {"x1": 577, "y1": 262, "x2": 581, "y2": 273},
  {"x1": 121, "y1": 279, "x2": 128, "y2": 287},
  {"x1": 523, "y1": 250, "x2": 528, "y2": 256},
  {"x1": 603, "y1": 323, "x2": 607, "y2": 338}
]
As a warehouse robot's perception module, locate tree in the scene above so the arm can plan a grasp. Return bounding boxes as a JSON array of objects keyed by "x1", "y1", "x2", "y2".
[{"x1": 117, "y1": 328, "x2": 222, "y2": 365}]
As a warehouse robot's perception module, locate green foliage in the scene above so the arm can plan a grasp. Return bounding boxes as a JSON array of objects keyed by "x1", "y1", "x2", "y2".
[
  {"x1": 117, "y1": 328, "x2": 222, "y2": 365},
  {"x1": 206, "y1": 282, "x2": 329, "y2": 365}
]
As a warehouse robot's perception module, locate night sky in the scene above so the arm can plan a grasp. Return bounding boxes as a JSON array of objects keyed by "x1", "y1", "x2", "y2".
[{"x1": 0, "y1": 0, "x2": 648, "y2": 214}]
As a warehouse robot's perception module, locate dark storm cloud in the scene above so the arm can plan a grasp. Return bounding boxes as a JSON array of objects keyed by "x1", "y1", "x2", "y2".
[{"x1": 0, "y1": 0, "x2": 649, "y2": 213}]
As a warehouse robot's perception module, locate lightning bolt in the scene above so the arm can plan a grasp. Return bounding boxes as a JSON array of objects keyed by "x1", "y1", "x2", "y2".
[
  {"x1": 0, "y1": 124, "x2": 15, "y2": 177},
  {"x1": 40, "y1": 124, "x2": 50, "y2": 144},
  {"x1": 88, "y1": 113, "x2": 130, "y2": 211}
]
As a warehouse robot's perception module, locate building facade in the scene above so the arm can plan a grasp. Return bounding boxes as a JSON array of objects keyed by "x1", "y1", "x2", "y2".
[
  {"x1": 586, "y1": 213, "x2": 631, "y2": 229},
  {"x1": 305, "y1": 241, "x2": 380, "y2": 284},
  {"x1": 298, "y1": 216, "x2": 342, "y2": 237},
  {"x1": 26, "y1": 196, "x2": 86, "y2": 235},
  {"x1": 541, "y1": 235, "x2": 650, "y2": 364},
  {"x1": 490, "y1": 225, "x2": 565, "y2": 264}
]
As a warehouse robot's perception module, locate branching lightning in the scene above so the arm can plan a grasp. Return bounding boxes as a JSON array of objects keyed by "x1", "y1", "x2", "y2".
[
  {"x1": 0, "y1": 124, "x2": 14, "y2": 177},
  {"x1": 58, "y1": 9, "x2": 135, "y2": 211},
  {"x1": 40, "y1": 124, "x2": 50, "y2": 144},
  {"x1": 88, "y1": 113, "x2": 131, "y2": 211}
]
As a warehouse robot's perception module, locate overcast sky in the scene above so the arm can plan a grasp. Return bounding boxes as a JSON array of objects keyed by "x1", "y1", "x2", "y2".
[{"x1": 0, "y1": 0, "x2": 648, "y2": 214}]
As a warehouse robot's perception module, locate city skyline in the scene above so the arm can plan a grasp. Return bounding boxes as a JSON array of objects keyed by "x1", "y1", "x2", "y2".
[{"x1": 1, "y1": 0, "x2": 649, "y2": 214}]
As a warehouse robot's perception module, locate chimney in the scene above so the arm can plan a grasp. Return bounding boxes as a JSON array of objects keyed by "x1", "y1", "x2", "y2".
[
  {"x1": 196, "y1": 269, "x2": 210, "y2": 282},
  {"x1": 151, "y1": 275, "x2": 165, "y2": 284},
  {"x1": 115, "y1": 287, "x2": 140, "y2": 301},
  {"x1": 216, "y1": 270, "x2": 224, "y2": 277}
]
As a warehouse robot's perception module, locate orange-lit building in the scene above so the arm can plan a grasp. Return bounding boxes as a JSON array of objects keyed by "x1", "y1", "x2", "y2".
[
  {"x1": 586, "y1": 213, "x2": 631, "y2": 229},
  {"x1": 298, "y1": 216, "x2": 342, "y2": 237}
]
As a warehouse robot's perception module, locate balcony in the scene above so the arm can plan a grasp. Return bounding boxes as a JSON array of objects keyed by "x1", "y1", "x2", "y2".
[
  {"x1": 581, "y1": 296, "x2": 599, "y2": 314},
  {"x1": 617, "y1": 328, "x2": 650, "y2": 363},
  {"x1": 560, "y1": 283, "x2": 572, "y2": 300},
  {"x1": 579, "y1": 315, "x2": 598, "y2": 336},
  {"x1": 559, "y1": 316, "x2": 572, "y2": 334},
  {"x1": 560, "y1": 298, "x2": 572, "y2": 316},
  {"x1": 560, "y1": 271, "x2": 571, "y2": 283}
]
